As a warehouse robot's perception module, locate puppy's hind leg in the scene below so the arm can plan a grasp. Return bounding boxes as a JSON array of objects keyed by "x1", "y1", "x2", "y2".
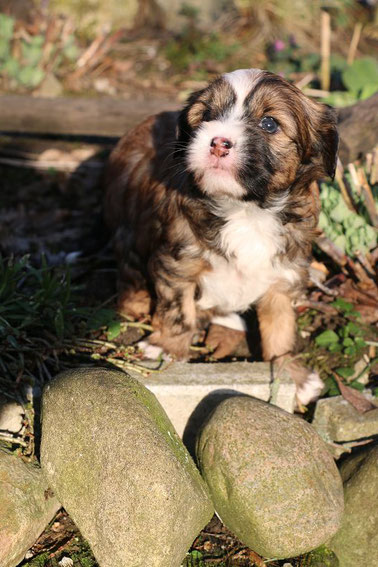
[
  {"x1": 112, "y1": 225, "x2": 151, "y2": 319},
  {"x1": 117, "y1": 263, "x2": 151, "y2": 319},
  {"x1": 206, "y1": 313, "x2": 247, "y2": 359}
]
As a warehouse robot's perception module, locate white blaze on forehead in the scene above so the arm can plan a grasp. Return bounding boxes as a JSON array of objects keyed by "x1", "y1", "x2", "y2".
[
  {"x1": 224, "y1": 69, "x2": 264, "y2": 116},
  {"x1": 186, "y1": 69, "x2": 265, "y2": 199}
]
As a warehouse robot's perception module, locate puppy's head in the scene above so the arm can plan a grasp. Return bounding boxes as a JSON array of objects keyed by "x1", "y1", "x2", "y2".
[{"x1": 177, "y1": 69, "x2": 338, "y2": 203}]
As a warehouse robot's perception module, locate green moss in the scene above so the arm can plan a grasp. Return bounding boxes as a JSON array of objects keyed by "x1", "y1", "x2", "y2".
[{"x1": 299, "y1": 545, "x2": 339, "y2": 566}]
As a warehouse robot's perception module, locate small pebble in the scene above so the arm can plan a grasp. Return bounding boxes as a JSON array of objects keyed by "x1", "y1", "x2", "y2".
[{"x1": 58, "y1": 557, "x2": 73, "y2": 567}]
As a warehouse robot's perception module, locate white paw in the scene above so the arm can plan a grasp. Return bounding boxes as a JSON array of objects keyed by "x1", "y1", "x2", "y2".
[
  {"x1": 211, "y1": 313, "x2": 247, "y2": 332},
  {"x1": 296, "y1": 371, "x2": 324, "y2": 406},
  {"x1": 137, "y1": 340, "x2": 172, "y2": 361}
]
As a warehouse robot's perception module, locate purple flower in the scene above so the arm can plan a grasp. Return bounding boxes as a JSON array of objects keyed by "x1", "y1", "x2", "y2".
[{"x1": 273, "y1": 39, "x2": 285, "y2": 52}]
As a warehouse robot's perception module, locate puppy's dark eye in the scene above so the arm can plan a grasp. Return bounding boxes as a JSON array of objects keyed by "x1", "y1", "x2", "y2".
[
  {"x1": 202, "y1": 108, "x2": 212, "y2": 122},
  {"x1": 259, "y1": 116, "x2": 279, "y2": 134}
]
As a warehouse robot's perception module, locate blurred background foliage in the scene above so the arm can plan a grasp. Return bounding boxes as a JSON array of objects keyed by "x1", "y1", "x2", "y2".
[{"x1": 0, "y1": 0, "x2": 376, "y2": 102}]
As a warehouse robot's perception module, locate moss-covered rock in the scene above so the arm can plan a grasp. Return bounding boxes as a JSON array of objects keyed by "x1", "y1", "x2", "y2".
[
  {"x1": 300, "y1": 545, "x2": 339, "y2": 566},
  {"x1": 0, "y1": 450, "x2": 60, "y2": 567},
  {"x1": 196, "y1": 396, "x2": 344, "y2": 559},
  {"x1": 41, "y1": 367, "x2": 213, "y2": 567},
  {"x1": 329, "y1": 444, "x2": 378, "y2": 567}
]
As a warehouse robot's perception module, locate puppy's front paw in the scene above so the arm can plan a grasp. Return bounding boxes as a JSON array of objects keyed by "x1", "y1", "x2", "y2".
[
  {"x1": 206, "y1": 324, "x2": 246, "y2": 359},
  {"x1": 137, "y1": 340, "x2": 171, "y2": 361},
  {"x1": 147, "y1": 330, "x2": 192, "y2": 361},
  {"x1": 285, "y1": 360, "x2": 324, "y2": 406}
]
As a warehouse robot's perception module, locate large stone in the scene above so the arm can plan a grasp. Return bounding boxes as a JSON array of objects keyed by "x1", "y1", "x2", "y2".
[
  {"x1": 135, "y1": 361, "x2": 296, "y2": 440},
  {"x1": 196, "y1": 396, "x2": 344, "y2": 559},
  {"x1": 337, "y1": 93, "x2": 378, "y2": 163},
  {"x1": 313, "y1": 395, "x2": 378, "y2": 442},
  {"x1": 41, "y1": 368, "x2": 214, "y2": 567},
  {"x1": 0, "y1": 450, "x2": 60, "y2": 567},
  {"x1": 329, "y1": 444, "x2": 378, "y2": 567}
]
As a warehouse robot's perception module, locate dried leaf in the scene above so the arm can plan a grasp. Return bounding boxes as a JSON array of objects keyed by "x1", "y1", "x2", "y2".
[{"x1": 332, "y1": 372, "x2": 376, "y2": 413}]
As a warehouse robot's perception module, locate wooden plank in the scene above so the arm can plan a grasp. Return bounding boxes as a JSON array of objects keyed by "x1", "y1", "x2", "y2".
[{"x1": 0, "y1": 95, "x2": 180, "y2": 137}]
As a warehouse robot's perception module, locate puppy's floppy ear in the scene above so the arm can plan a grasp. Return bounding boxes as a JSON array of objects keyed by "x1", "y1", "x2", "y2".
[
  {"x1": 176, "y1": 88, "x2": 207, "y2": 149},
  {"x1": 315, "y1": 104, "x2": 339, "y2": 179},
  {"x1": 304, "y1": 99, "x2": 339, "y2": 180}
]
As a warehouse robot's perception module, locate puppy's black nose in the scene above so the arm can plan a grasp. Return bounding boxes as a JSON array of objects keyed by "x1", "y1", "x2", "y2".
[{"x1": 210, "y1": 137, "x2": 233, "y2": 158}]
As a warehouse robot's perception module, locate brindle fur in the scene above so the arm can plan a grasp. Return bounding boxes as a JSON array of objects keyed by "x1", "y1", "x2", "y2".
[{"x1": 104, "y1": 71, "x2": 338, "y2": 364}]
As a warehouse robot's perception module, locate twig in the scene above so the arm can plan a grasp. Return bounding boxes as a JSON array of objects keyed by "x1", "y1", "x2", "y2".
[
  {"x1": 76, "y1": 32, "x2": 108, "y2": 70},
  {"x1": 309, "y1": 275, "x2": 339, "y2": 296},
  {"x1": 0, "y1": 156, "x2": 103, "y2": 173},
  {"x1": 327, "y1": 437, "x2": 375, "y2": 453},
  {"x1": 346, "y1": 256, "x2": 377, "y2": 287},
  {"x1": 0, "y1": 433, "x2": 28, "y2": 447},
  {"x1": 347, "y1": 163, "x2": 361, "y2": 195},
  {"x1": 120, "y1": 321, "x2": 153, "y2": 332},
  {"x1": 355, "y1": 250, "x2": 376, "y2": 280},
  {"x1": 295, "y1": 300, "x2": 339, "y2": 315},
  {"x1": 347, "y1": 22, "x2": 363, "y2": 65},
  {"x1": 320, "y1": 10, "x2": 331, "y2": 92},
  {"x1": 357, "y1": 167, "x2": 378, "y2": 228},
  {"x1": 370, "y1": 146, "x2": 378, "y2": 184},
  {"x1": 295, "y1": 73, "x2": 315, "y2": 90},
  {"x1": 303, "y1": 88, "x2": 330, "y2": 98},
  {"x1": 316, "y1": 234, "x2": 347, "y2": 267},
  {"x1": 335, "y1": 161, "x2": 357, "y2": 212}
]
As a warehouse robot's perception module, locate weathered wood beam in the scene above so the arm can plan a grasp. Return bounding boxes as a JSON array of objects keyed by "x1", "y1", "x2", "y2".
[{"x1": 0, "y1": 95, "x2": 180, "y2": 138}]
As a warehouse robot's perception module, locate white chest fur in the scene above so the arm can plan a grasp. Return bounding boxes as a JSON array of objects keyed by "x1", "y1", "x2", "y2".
[{"x1": 197, "y1": 201, "x2": 298, "y2": 313}]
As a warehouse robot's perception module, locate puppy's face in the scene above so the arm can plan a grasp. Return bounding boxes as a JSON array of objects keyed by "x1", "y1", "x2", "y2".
[{"x1": 177, "y1": 69, "x2": 338, "y2": 203}]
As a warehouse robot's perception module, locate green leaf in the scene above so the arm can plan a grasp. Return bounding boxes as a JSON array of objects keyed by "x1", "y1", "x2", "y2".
[
  {"x1": 344, "y1": 345, "x2": 357, "y2": 356},
  {"x1": 62, "y1": 36, "x2": 79, "y2": 61},
  {"x1": 329, "y1": 343, "x2": 343, "y2": 352},
  {"x1": 360, "y1": 83, "x2": 378, "y2": 99},
  {"x1": 331, "y1": 298, "x2": 354, "y2": 313},
  {"x1": 54, "y1": 308, "x2": 64, "y2": 339},
  {"x1": 348, "y1": 380, "x2": 365, "y2": 392},
  {"x1": 335, "y1": 367, "x2": 354, "y2": 378},
  {"x1": 17, "y1": 65, "x2": 45, "y2": 87},
  {"x1": 184, "y1": 550, "x2": 205, "y2": 567},
  {"x1": 0, "y1": 14, "x2": 14, "y2": 41},
  {"x1": 354, "y1": 337, "x2": 367, "y2": 348},
  {"x1": 323, "y1": 376, "x2": 340, "y2": 396},
  {"x1": 106, "y1": 320, "x2": 121, "y2": 341},
  {"x1": 345, "y1": 321, "x2": 363, "y2": 337},
  {"x1": 315, "y1": 330, "x2": 340, "y2": 347},
  {"x1": 343, "y1": 57, "x2": 378, "y2": 95},
  {"x1": 323, "y1": 91, "x2": 357, "y2": 107},
  {"x1": 2, "y1": 57, "x2": 20, "y2": 79},
  {"x1": 87, "y1": 308, "x2": 118, "y2": 330},
  {"x1": 21, "y1": 36, "x2": 44, "y2": 66}
]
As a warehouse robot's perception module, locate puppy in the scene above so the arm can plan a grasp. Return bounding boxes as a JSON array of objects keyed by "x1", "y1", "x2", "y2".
[{"x1": 105, "y1": 69, "x2": 338, "y2": 404}]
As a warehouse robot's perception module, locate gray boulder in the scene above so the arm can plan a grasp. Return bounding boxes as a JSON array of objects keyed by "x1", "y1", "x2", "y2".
[
  {"x1": 312, "y1": 395, "x2": 378, "y2": 443},
  {"x1": 0, "y1": 450, "x2": 60, "y2": 567},
  {"x1": 329, "y1": 444, "x2": 378, "y2": 567},
  {"x1": 41, "y1": 368, "x2": 214, "y2": 567},
  {"x1": 196, "y1": 396, "x2": 344, "y2": 559}
]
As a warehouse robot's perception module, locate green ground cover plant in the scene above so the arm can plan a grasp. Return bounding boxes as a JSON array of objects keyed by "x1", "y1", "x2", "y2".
[{"x1": 0, "y1": 13, "x2": 78, "y2": 90}]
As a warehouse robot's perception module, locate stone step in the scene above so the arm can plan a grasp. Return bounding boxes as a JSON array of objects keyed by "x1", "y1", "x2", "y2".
[{"x1": 133, "y1": 361, "x2": 296, "y2": 444}]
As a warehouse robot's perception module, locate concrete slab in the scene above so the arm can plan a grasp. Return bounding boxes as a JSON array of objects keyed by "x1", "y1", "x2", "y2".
[{"x1": 134, "y1": 361, "x2": 296, "y2": 445}]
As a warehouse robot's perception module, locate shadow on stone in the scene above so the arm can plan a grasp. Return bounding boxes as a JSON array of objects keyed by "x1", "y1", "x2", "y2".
[{"x1": 183, "y1": 389, "x2": 250, "y2": 458}]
